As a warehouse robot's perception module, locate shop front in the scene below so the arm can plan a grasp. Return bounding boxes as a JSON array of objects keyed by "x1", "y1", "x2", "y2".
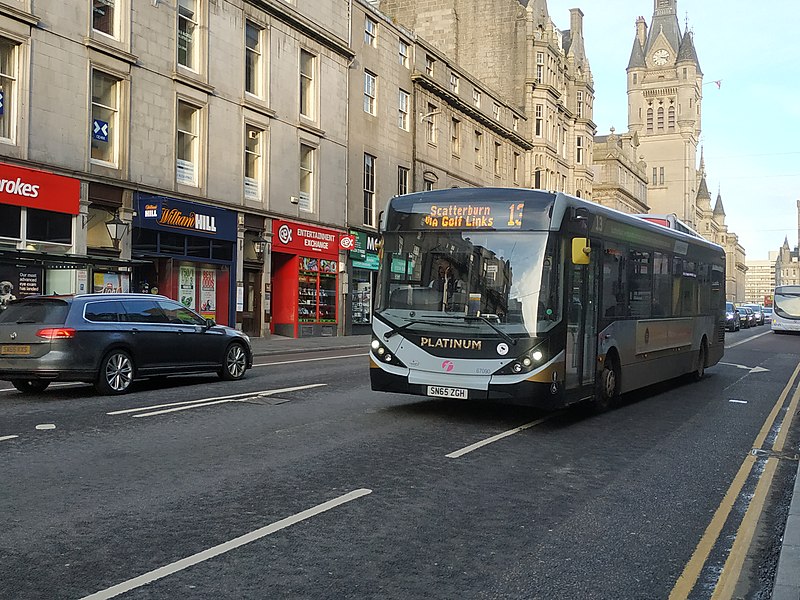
[
  {"x1": 0, "y1": 161, "x2": 113, "y2": 307},
  {"x1": 348, "y1": 229, "x2": 379, "y2": 335},
  {"x1": 271, "y1": 219, "x2": 346, "y2": 338},
  {"x1": 132, "y1": 194, "x2": 237, "y2": 326}
]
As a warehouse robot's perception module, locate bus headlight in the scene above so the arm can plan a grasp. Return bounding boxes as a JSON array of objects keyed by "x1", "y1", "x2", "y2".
[
  {"x1": 370, "y1": 338, "x2": 406, "y2": 367},
  {"x1": 493, "y1": 346, "x2": 547, "y2": 376},
  {"x1": 532, "y1": 350, "x2": 543, "y2": 361}
]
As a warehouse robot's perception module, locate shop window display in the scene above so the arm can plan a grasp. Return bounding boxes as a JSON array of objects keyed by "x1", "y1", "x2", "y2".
[{"x1": 299, "y1": 257, "x2": 337, "y2": 323}]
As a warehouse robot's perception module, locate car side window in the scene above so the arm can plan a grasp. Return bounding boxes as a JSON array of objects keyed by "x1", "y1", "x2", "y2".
[
  {"x1": 157, "y1": 300, "x2": 206, "y2": 326},
  {"x1": 121, "y1": 300, "x2": 169, "y2": 323},
  {"x1": 84, "y1": 301, "x2": 124, "y2": 322}
]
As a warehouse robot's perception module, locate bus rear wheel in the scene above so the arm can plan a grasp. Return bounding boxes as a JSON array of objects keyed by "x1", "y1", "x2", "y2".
[
  {"x1": 692, "y1": 341, "x2": 707, "y2": 382},
  {"x1": 595, "y1": 354, "x2": 620, "y2": 412}
]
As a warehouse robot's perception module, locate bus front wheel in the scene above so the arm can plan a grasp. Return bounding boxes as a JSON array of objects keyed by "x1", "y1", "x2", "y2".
[{"x1": 595, "y1": 354, "x2": 620, "y2": 411}]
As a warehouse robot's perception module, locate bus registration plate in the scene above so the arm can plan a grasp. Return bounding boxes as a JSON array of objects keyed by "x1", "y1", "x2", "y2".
[{"x1": 427, "y1": 386, "x2": 468, "y2": 399}]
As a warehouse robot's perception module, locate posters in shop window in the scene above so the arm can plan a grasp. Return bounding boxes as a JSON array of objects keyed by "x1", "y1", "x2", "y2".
[
  {"x1": 93, "y1": 272, "x2": 130, "y2": 294},
  {"x1": 200, "y1": 269, "x2": 216, "y2": 319},
  {"x1": 179, "y1": 265, "x2": 196, "y2": 309},
  {"x1": 0, "y1": 266, "x2": 42, "y2": 311}
]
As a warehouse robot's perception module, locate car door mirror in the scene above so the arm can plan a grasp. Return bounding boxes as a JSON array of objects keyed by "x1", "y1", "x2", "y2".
[{"x1": 205, "y1": 318, "x2": 216, "y2": 329}]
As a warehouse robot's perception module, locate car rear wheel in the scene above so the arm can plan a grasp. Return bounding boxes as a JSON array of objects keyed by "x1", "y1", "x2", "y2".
[
  {"x1": 95, "y1": 350, "x2": 135, "y2": 395},
  {"x1": 11, "y1": 379, "x2": 51, "y2": 394},
  {"x1": 219, "y1": 343, "x2": 247, "y2": 381}
]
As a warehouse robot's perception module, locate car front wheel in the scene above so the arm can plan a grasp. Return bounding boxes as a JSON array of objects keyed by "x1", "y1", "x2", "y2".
[
  {"x1": 220, "y1": 343, "x2": 247, "y2": 381},
  {"x1": 95, "y1": 350, "x2": 135, "y2": 395},
  {"x1": 11, "y1": 379, "x2": 51, "y2": 394}
]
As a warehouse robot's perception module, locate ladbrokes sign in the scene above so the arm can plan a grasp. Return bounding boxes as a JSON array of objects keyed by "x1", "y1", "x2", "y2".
[{"x1": 0, "y1": 163, "x2": 80, "y2": 215}]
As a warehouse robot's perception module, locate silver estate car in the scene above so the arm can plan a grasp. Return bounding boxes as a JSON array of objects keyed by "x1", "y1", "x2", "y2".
[{"x1": 0, "y1": 294, "x2": 253, "y2": 395}]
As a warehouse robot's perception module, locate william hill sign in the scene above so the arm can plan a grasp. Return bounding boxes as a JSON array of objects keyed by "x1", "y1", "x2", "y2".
[{"x1": 135, "y1": 194, "x2": 236, "y2": 241}]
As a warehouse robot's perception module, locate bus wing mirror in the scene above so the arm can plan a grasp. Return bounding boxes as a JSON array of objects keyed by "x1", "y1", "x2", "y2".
[{"x1": 571, "y1": 238, "x2": 591, "y2": 265}]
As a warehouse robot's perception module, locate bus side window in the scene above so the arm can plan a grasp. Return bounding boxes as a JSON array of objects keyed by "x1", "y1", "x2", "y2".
[
  {"x1": 653, "y1": 252, "x2": 672, "y2": 317},
  {"x1": 602, "y1": 242, "x2": 628, "y2": 318}
]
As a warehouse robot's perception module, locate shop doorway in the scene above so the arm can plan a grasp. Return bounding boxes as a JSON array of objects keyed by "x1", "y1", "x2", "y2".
[{"x1": 241, "y1": 267, "x2": 262, "y2": 337}]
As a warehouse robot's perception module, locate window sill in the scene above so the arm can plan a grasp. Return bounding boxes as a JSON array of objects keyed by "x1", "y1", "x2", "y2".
[
  {"x1": 172, "y1": 70, "x2": 214, "y2": 95},
  {"x1": 0, "y1": 4, "x2": 39, "y2": 26},
  {"x1": 84, "y1": 37, "x2": 137, "y2": 65},
  {"x1": 242, "y1": 96, "x2": 276, "y2": 119},
  {"x1": 298, "y1": 120, "x2": 325, "y2": 137}
]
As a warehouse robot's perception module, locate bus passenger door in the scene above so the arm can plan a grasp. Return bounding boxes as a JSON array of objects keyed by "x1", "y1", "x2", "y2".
[{"x1": 565, "y1": 241, "x2": 599, "y2": 391}]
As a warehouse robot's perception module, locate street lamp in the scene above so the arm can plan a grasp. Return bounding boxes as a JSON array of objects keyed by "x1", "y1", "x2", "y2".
[
  {"x1": 105, "y1": 211, "x2": 128, "y2": 250},
  {"x1": 253, "y1": 234, "x2": 268, "y2": 261}
]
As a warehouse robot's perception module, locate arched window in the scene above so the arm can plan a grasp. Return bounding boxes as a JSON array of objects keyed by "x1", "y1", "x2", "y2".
[
  {"x1": 657, "y1": 107, "x2": 664, "y2": 131},
  {"x1": 668, "y1": 106, "x2": 676, "y2": 131},
  {"x1": 646, "y1": 108, "x2": 653, "y2": 133}
]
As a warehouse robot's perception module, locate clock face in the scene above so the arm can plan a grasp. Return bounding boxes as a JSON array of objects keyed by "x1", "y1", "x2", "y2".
[{"x1": 653, "y1": 49, "x2": 670, "y2": 66}]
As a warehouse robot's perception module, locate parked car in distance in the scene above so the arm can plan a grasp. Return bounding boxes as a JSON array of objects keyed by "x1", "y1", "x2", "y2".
[
  {"x1": 741, "y1": 306, "x2": 757, "y2": 328},
  {"x1": 0, "y1": 294, "x2": 253, "y2": 395},
  {"x1": 725, "y1": 302, "x2": 740, "y2": 331},
  {"x1": 736, "y1": 305, "x2": 751, "y2": 328},
  {"x1": 762, "y1": 307, "x2": 773, "y2": 323},
  {"x1": 742, "y1": 304, "x2": 765, "y2": 326}
]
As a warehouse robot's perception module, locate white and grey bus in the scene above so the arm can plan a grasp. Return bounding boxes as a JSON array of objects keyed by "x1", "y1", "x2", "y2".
[
  {"x1": 772, "y1": 285, "x2": 800, "y2": 333},
  {"x1": 369, "y1": 188, "x2": 726, "y2": 409}
]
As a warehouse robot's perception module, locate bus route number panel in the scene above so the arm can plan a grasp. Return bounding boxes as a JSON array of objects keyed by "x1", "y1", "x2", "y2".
[
  {"x1": 427, "y1": 386, "x2": 468, "y2": 399},
  {"x1": 414, "y1": 201, "x2": 525, "y2": 230}
]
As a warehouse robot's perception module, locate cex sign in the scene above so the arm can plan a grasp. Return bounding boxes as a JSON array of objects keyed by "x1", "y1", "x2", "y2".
[{"x1": 0, "y1": 162, "x2": 80, "y2": 215}]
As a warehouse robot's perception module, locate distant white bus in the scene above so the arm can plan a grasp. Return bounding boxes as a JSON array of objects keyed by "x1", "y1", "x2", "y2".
[{"x1": 772, "y1": 285, "x2": 800, "y2": 333}]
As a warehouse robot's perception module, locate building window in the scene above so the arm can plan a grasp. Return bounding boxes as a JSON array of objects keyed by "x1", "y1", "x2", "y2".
[
  {"x1": 513, "y1": 152, "x2": 520, "y2": 184},
  {"x1": 363, "y1": 153, "x2": 376, "y2": 226},
  {"x1": 659, "y1": 166, "x2": 664, "y2": 185},
  {"x1": 424, "y1": 179, "x2": 434, "y2": 191},
  {"x1": 577, "y1": 91, "x2": 583, "y2": 118},
  {"x1": 398, "y1": 89, "x2": 409, "y2": 130},
  {"x1": 450, "y1": 73, "x2": 459, "y2": 93},
  {"x1": 534, "y1": 169, "x2": 542, "y2": 189},
  {"x1": 536, "y1": 52, "x2": 544, "y2": 83},
  {"x1": 364, "y1": 16, "x2": 377, "y2": 47},
  {"x1": 177, "y1": 0, "x2": 198, "y2": 70},
  {"x1": 398, "y1": 166, "x2": 409, "y2": 196},
  {"x1": 425, "y1": 102, "x2": 437, "y2": 144},
  {"x1": 646, "y1": 107, "x2": 653, "y2": 133},
  {"x1": 364, "y1": 71, "x2": 376, "y2": 115},
  {"x1": 512, "y1": 114, "x2": 519, "y2": 132},
  {"x1": 493, "y1": 103, "x2": 501, "y2": 120},
  {"x1": 300, "y1": 50, "x2": 315, "y2": 119},
  {"x1": 657, "y1": 106, "x2": 664, "y2": 131},
  {"x1": 0, "y1": 39, "x2": 18, "y2": 142},
  {"x1": 299, "y1": 143, "x2": 314, "y2": 212},
  {"x1": 451, "y1": 118, "x2": 460, "y2": 155},
  {"x1": 176, "y1": 100, "x2": 200, "y2": 186},
  {"x1": 244, "y1": 124, "x2": 263, "y2": 201},
  {"x1": 683, "y1": 67, "x2": 687, "y2": 80},
  {"x1": 493, "y1": 142, "x2": 501, "y2": 175},
  {"x1": 576, "y1": 136, "x2": 583, "y2": 164},
  {"x1": 535, "y1": 104, "x2": 543, "y2": 137},
  {"x1": 472, "y1": 89, "x2": 480, "y2": 107},
  {"x1": 93, "y1": 0, "x2": 116, "y2": 37},
  {"x1": 668, "y1": 106, "x2": 676, "y2": 131},
  {"x1": 399, "y1": 40, "x2": 409, "y2": 67},
  {"x1": 652, "y1": 167, "x2": 657, "y2": 185},
  {"x1": 425, "y1": 55, "x2": 434, "y2": 76},
  {"x1": 91, "y1": 70, "x2": 119, "y2": 165},
  {"x1": 245, "y1": 21, "x2": 262, "y2": 97},
  {"x1": 633, "y1": 73, "x2": 637, "y2": 84},
  {"x1": 474, "y1": 130, "x2": 482, "y2": 165}
]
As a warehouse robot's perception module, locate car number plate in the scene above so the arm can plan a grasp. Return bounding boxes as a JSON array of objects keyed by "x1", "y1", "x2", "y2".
[
  {"x1": 1, "y1": 344, "x2": 31, "y2": 355},
  {"x1": 427, "y1": 386, "x2": 468, "y2": 399}
]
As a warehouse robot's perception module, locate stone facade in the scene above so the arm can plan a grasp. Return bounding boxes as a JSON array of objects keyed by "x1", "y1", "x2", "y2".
[
  {"x1": 591, "y1": 128, "x2": 648, "y2": 214},
  {"x1": 745, "y1": 251, "x2": 777, "y2": 305}
]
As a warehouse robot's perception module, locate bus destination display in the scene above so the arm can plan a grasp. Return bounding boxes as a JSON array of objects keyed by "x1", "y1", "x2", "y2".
[{"x1": 414, "y1": 201, "x2": 525, "y2": 230}]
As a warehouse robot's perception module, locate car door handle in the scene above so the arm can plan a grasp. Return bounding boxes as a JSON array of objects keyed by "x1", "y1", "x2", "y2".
[{"x1": 131, "y1": 328, "x2": 139, "y2": 335}]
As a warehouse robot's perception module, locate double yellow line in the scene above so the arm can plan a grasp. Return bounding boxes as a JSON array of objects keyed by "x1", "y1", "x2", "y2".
[{"x1": 670, "y1": 360, "x2": 800, "y2": 599}]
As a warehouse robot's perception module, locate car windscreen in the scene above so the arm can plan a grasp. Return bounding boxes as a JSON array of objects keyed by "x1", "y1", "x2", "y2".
[{"x1": 0, "y1": 299, "x2": 70, "y2": 324}]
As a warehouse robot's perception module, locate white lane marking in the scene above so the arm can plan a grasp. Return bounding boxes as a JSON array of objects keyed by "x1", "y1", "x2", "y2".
[
  {"x1": 0, "y1": 382, "x2": 84, "y2": 394},
  {"x1": 0, "y1": 434, "x2": 19, "y2": 442},
  {"x1": 80, "y1": 488, "x2": 372, "y2": 600},
  {"x1": 253, "y1": 353, "x2": 367, "y2": 368},
  {"x1": 725, "y1": 330, "x2": 771, "y2": 349},
  {"x1": 35, "y1": 424, "x2": 56, "y2": 430},
  {"x1": 446, "y1": 415, "x2": 555, "y2": 459},
  {"x1": 107, "y1": 389, "x2": 285, "y2": 415},
  {"x1": 719, "y1": 362, "x2": 770, "y2": 374},
  {"x1": 129, "y1": 384, "x2": 327, "y2": 418},
  {"x1": 729, "y1": 399, "x2": 748, "y2": 404}
]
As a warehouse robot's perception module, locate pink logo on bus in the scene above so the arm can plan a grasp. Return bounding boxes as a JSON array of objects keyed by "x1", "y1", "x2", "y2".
[{"x1": 441, "y1": 360, "x2": 455, "y2": 372}]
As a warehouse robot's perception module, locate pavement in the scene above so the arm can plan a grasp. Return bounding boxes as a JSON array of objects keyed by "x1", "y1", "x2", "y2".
[
  {"x1": 248, "y1": 333, "x2": 372, "y2": 357},
  {"x1": 247, "y1": 332, "x2": 800, "y2": 598}
]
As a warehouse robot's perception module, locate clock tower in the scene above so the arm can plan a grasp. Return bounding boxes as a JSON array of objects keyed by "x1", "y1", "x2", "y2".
[{"x1": 627, "y1": 0, "x2": 703, "y2": 225}]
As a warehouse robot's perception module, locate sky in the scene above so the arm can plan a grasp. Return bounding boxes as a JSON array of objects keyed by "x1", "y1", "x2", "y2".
[{"x1": 544, "y1": 0, "x2": 800, "y2": 260}]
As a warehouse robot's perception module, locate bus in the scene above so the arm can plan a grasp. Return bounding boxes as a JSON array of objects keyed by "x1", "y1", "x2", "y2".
[
  {"x1": 370, "y1": 188, "x2": 726, "y2": 410},
  {"x1": 772, "y1": 285, "x2": 800, "y2": 333}
]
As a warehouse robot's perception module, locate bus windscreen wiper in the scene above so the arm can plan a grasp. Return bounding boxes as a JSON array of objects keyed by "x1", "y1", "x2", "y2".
[
  {"x1": 462, "y1": 315, "x2": 517, "y2": 345},
  {"x1": 382, "y1": 318, "x2": 458, "y2": 339}
]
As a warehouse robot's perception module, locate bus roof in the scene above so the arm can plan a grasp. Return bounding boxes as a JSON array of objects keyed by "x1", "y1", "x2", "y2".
[{"x1": 383, "y1": 188, "x2": 725, "y2": 255}]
